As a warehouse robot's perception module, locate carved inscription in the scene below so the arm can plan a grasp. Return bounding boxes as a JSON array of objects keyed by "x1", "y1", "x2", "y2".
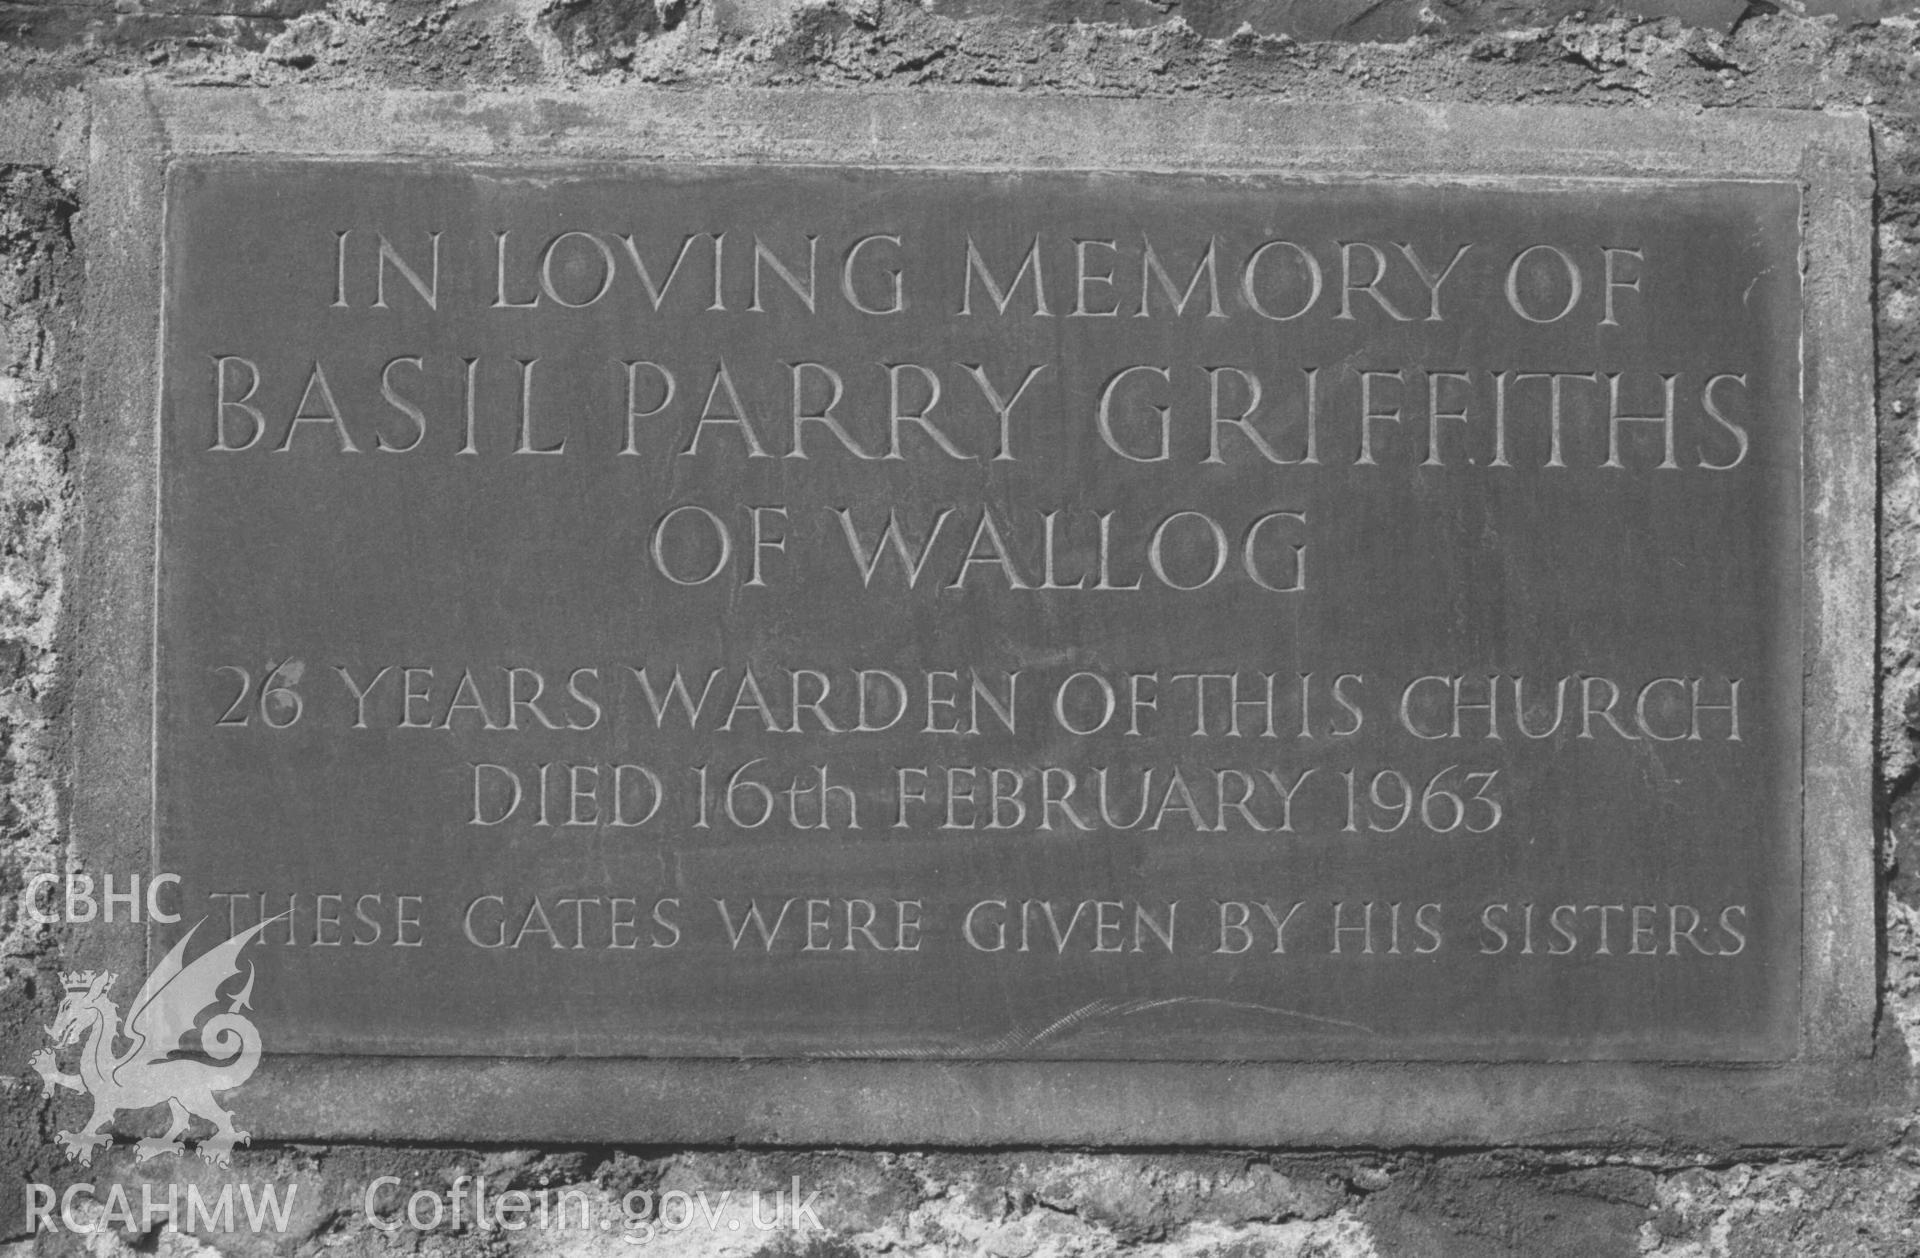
[{"x1": 157, "y1": 165, "x2": 1804, "y2": 1060}]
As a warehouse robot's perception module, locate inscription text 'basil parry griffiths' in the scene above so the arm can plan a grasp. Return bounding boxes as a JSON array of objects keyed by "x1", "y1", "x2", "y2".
[{"x1": 156, "y1": 164, "x2": 1802, "y2": 1061}]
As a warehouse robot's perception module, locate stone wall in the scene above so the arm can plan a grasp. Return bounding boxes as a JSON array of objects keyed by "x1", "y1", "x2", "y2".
[{"x1": 6, "y1": 3, "x2": 1920, "y2": 1255}]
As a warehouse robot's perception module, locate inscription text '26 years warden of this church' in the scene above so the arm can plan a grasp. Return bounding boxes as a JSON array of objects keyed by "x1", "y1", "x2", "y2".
[{"x1": 154, "y1": 164, "x2": 1801, "y2": 1061}]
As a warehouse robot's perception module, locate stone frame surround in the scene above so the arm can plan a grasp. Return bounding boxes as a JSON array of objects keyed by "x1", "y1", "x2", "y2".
[{"x1": 53, "y1": 85, "x2": 1878, "y2": 1147}]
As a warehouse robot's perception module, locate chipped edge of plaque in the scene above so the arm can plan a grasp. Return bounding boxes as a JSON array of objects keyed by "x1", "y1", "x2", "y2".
[
  {"x1": 1795, "y1": 126, "x2": 1877, "y2": 1065},
  {"x1": 62, "y1": 84, "x2": 1882, "y2": 1147}
]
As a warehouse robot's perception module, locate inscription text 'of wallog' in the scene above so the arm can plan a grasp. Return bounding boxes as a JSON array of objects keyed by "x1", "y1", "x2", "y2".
[{"x1": 156, "y1": 164, "x2": 1803, "y2": 1061}]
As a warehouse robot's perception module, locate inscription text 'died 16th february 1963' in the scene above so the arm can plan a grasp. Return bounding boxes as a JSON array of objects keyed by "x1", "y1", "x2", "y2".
[{"x1": 157, "y1": 163, "x2": 1802, "y2": 1061}]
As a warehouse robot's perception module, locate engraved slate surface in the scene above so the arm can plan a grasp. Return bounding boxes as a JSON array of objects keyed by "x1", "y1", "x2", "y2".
[{"x1": 156, "y1": 162, "x2": 1803, "y2": 1060}]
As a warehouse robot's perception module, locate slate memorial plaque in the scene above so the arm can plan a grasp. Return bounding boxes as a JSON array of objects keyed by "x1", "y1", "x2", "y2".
[{"x1": 153, "y1": 156, "x2": 1809, "y2": 1066}]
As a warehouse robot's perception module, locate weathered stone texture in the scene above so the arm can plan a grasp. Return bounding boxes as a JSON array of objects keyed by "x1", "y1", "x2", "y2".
[
  {"x1": 7, "y1": 1, "x2": 1920, "y2": 1254},
  {"x1": 0, "y1": 163, "x2": 79, "y2": 1248}
]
